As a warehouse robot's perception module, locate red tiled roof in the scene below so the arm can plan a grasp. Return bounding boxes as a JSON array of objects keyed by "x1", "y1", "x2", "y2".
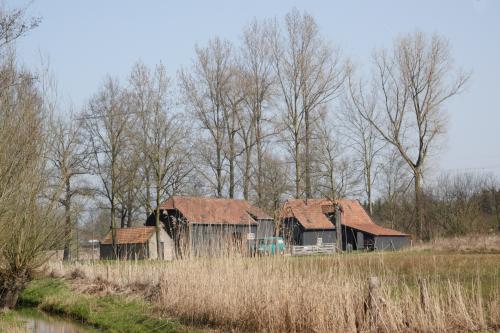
[
  {"x1": 340, "y1": 199, "x2": 409, "y2": 236},
  {"x1": 283, "y1": 198, "x2": 409, "y2": 236},
  {"x1": 101, "y1": 226, "x2": 155, "y2": 245},
  {"x1": 159, "y1": 196, "x2": 271, "y2": 225},
  {"x1": 283, "y1": 199, "x2": 334, "y2": 230}
]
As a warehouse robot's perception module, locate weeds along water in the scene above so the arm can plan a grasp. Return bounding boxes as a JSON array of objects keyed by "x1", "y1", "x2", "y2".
[{"x1": 46, "y1": 249, "x2": 500, "y2": 333}]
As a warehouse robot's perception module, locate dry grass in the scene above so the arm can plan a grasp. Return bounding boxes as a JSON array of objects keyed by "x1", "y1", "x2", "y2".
[
  {"x1": 45, "y1": 247, "x2": 500, "y2": 333},
  {"x1": 414, "y1": 234, "x2": 500, "y2": 253}
]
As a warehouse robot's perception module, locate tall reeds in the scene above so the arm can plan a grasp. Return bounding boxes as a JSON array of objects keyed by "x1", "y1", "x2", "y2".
[{"x1": 49, "y1": 250, "x2": 500, "y2": 332}]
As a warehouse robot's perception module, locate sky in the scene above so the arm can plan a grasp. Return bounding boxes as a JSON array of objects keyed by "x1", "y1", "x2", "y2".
[{"x1": 9, "y1": 0, "x2": 500, "y2": 177}]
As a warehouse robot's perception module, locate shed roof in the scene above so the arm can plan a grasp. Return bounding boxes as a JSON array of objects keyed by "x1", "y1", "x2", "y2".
[
  {"x1": 283, "y1": 199, "x2": 334, "y2": 230},
  {"x1": 283, "y1": 198, "x2": 409, "y2": 236},
  {"x1": 159, "y1": 196, "x2": 271, "y2": 225},
  {"x1": 101, "y1": 226, "x2": 156, "y2": 245}
]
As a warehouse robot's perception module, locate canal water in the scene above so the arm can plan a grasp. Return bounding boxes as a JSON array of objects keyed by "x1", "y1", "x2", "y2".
[{"x1": 16, "y1": 309, "x2": 98, "y2": 333}]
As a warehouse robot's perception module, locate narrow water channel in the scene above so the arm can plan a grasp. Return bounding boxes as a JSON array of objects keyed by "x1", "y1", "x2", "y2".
[{"x1": 16, "y1": 310, "x2": 98, "y2": 333}]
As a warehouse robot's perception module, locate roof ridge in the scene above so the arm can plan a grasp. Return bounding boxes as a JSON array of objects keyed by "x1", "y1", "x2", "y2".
[{"x1": 170, "y1": 195, "x2": 248, "y2": 202}]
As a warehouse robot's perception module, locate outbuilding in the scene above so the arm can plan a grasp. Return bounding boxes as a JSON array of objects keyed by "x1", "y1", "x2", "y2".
[
  {"x1": 281, "y1": 198, "x2": 410, "y2": 250},
  {"x1": 146, "y1": 196, "x2": 274, "y2": 257},
  {"x1": 100, "y1": 226, "x2": 173, "y2": 260}
]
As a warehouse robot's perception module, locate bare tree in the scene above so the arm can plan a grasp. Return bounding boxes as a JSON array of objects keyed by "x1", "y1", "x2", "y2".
[
  {"x1": 82, "y1": 77, "x2": 131, "y2": 257},
  {"x1": 179, "y1": 38, "x2": 232, "y2": 197},
  {"x1": 0, "y1": 6, "x2": 66, "y2": 309},
  {"x1": 314, "y1": 118, "x2": 359, "y2": 201},
  {"x1": 313, "y1": 117, "x2": 358, "y2": 252},
  {"x1": 47, "y1": 115, "x2": 89, "y2": 261},
  {"x1": 375, "y1": 149, "x2": 412, "y2": 229},
  {"x1": 239, "y1": 19, "x2": 275, "y2": 203},
  {"x1": 270, "y1": 9, "x2": 346, "y2": 199},
  {"x1": 354, "y1": 32, "x2": 469, "y2": 239},
  {"x1": 342, "y1": 71, "x2": 384, "y2": 215},
  {"x1": 0, "y1": 5, "x2": 40, "y2": 50},
  {"x1": 115, "y1": 150, "x2": 142, "y2": 228},
  {"x1": 0, "y1": 61, "x2": 64, "y2": 309},
  {"x1": 126, "y1": 62, "x2": 154, "y2": 217},
  {"x1": 234, "y1": 92, "x2": 255, "y2": 200},
  {"x1": 223, "y1": 67, "x2": 244, "y2": 198},
  {"x1": 259, "y1": 154, "x2": 290, "y2": 215},
  {"x1": 131, "y1": 62, "x2": 191, "y2": 259}
]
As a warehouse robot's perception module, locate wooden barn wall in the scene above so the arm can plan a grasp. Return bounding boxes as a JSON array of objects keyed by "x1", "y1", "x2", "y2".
[
  {"x1": 189, "y1": 224, "x2": 258, "y2": 256},
  {"x1": 100, "y1": 243, "x2": 148, "y2": 260},
  {"x1": 374, "y1": 236, "x2": 410, "y2": 250},
  {"x1": 301, "y1": 230, "x2": 336, "y2": 246},
  {"x1": 256, "y1": 219, "x2": 275, "y2": 238}
]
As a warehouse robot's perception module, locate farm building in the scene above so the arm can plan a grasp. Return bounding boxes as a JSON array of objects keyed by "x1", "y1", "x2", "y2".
[
  {"x1": 281, "y1": 198, "x2": 410, "y2": 250},
  {"x1": 100, "y1": 226, "x2": 173, "y2": 260},
  {"x1": 145, "y1": 196, "x2": 274, "y2": 257}
]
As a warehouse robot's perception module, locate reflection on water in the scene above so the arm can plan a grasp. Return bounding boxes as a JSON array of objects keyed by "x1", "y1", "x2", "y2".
[{"x1": 20, "y1": 314, "x2": 94, "y2": 333}]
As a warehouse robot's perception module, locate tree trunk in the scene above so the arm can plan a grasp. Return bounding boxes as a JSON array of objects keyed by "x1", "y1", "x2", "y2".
[
  {"x1": 295, "y1": 140, "x2": 301, "y2": 199},
  {"x1": 256, "y1": 127, "x2": 263, "y2": 206},
  {"x1": 414, "y1": 170, "x2": 426, "y2": 240},
  {"x1": 111, "y1": 153, "x2": 117, "y2": 258},
  {"x1": 216, "y1": 146, "x2": 223, "y2": 198},
  {"x1": 335, "y1": 205, "x2": 343, "y2": 251},
  {"x1": 0, "y1": 270, "x2": 29, "y2": 310},
  {"x1": 126, "y1": 209, "x2": 132, "y2": 227},
  {"x1": 367, "y1": 169, "x2": 373, "y2": 216},
  {"x1": 145, "y1": 168, "x2": 152, "y2": 217},
  {"x1": 155, "y1": 186, "x2": 162, "y2": 260},
  {"x1": 0, "y1": 285, "x2": 23, "y2": 310},
  {"x1": 228, "y1": 138, "x2": 235, "y2": 199},
  {"x1": 111, "y1": 199, "x2": 117, "y2": 259},
  {"x1": 120, "y1": 208, "x2": 126, "y2": 228},
  {"x1": 63, "y1": 178, "x2": 72, "y2": 261},
  {"x1": 126, "y1": 192, "x2": 133, "y2": 228},
  {"x1": 304, "y1": 108, "x2": 311, "y2": 199},
  {"x1": 243, "y1": 145, "x2": 251, "y2": 200}
]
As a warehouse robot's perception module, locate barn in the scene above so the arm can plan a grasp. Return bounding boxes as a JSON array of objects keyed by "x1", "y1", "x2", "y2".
[
  {"x1": 146, "y1": 196, "x2": 274, "y2": 257},
  {"x1": 100, "y1": 226, "x2": 173, "y2": 260},
  {"x1": 281, "y1": 198, "x2": 410, "y2": 250}
]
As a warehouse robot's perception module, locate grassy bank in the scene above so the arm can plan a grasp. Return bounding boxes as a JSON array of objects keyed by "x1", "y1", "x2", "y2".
[
  {"x1": 47, "y1": 248, "x2": 500, "y2": 333},
  {"x1": 17, "y1": 278, "x2": 193, "y2": 333},
  {"x1": 0, "y1": 310, "x2": 24, "y2": 333}
]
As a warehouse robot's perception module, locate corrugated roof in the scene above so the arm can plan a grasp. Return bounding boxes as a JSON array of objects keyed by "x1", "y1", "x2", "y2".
[
  {"x1": 283, "y1": 198, "x2": 409, "y2": 236},
  {"x1": 101, "y1": 226, "x2": 156, "y2": 245},
  {"x1": 159, "y1": 196, "x2": 271, "y2": 225}
]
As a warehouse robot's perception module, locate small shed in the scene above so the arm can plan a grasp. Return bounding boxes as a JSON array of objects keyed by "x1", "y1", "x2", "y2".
[
  {"x1": 100, "y1": 226, "x2": 173, "y2": 260},
  {"x1": 281, "y1": 198, "x2": 410, "y2": 250},
  {"x1": 145, "y1": 196, "x2": 274, "y2": 257}
]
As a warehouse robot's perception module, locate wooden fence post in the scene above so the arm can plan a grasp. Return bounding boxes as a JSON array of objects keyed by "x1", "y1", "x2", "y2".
[
  {"x1": 366, "y1": 276, "x2": 380, "y2": 324},
  {"x1": 419, "y1": 278, "x2": 429, "y2": 312}
]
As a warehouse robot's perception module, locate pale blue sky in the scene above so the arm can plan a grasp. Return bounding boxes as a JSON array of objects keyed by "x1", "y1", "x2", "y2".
[{"x1": 10, "y1": 0, "x2": 500, "y2": 175}]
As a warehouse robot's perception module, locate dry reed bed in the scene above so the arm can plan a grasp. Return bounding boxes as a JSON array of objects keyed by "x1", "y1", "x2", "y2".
[
  {"x1": 48, "y1": 252, "x2": 500, "y2": 333},
  {"x1": 415, "y1": 234, "x2": 500, "y2": 253}
]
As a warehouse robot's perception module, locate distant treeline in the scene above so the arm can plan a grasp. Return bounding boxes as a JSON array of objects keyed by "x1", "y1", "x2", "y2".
[{"x1": 372, "y1": 172, "x2": 500, "y2": 238}]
